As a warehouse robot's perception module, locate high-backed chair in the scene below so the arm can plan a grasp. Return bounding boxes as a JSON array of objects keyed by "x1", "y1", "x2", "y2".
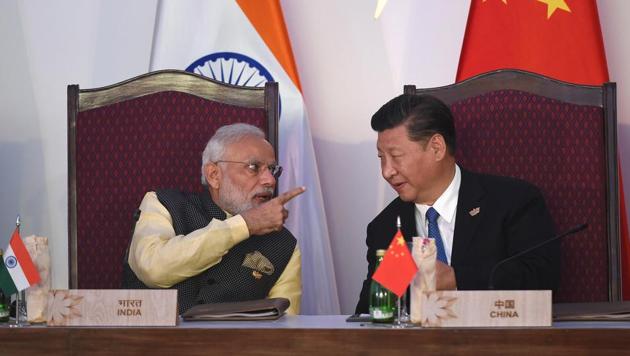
[
  {"x1": 406, "y1": 69, "x2": 620, "y2": 302},
  {"x1": 68, "y1": 69, "x2": 279, "y2": 289}
]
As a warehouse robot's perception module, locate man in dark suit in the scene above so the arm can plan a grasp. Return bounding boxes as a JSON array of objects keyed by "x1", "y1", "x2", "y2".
[{"x1": 355, "y1": 94, "x2": 560, "y2": 314}]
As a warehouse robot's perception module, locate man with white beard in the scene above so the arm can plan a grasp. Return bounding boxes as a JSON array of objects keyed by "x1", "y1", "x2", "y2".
[{"x1": 123, "y1": 123, "x2": 304, "y2": 315}]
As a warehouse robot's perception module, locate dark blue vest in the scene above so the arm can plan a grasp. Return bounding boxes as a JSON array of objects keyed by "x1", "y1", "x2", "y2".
[{"x1": 122, "y1": 189, "x2": 296, "y2": 314}]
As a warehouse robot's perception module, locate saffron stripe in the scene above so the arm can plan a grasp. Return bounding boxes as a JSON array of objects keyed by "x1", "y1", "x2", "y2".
[{"x1": 235, "y1": 0, "x2": 303, "y2": 92}]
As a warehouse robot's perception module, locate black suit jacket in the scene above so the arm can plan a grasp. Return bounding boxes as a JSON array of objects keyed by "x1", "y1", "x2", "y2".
[{"x1": 355, "y1": 169, "x2": 560, "y2": 314}]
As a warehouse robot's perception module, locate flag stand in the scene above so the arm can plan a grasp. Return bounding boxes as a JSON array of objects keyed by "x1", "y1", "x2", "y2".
[
  {"x1": 392, "y1": 296, "x2": 412, "y2": 328},
  {"x1": 400, "y1": 291, "x2": 410, "y2": 322},
  {"x1": 9, "y1": 290, "x2": 28, "y2": 328},
  {"x1": 8, "y1": 216, "x2": 29, "y2": 328}
]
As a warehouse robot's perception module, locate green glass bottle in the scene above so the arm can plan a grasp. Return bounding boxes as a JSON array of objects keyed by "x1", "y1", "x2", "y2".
[
  {"x1": 369, "y1": 249, "x2": 395, "y2": 323},
  {"x1": 0, "y1": 249, "x2": 9, "y2": 323},
  {"x1": 0, "y1": 291, "x2": 7, "y2": 323}
]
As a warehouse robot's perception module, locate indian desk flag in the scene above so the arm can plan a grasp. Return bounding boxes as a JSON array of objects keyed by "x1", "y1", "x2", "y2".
[
  {"x1": 0, "y1": 229, "x2": 40, "y2": 295},
  {"x1": 150, "y1": 0, "x2": 340, "y2": 314}
]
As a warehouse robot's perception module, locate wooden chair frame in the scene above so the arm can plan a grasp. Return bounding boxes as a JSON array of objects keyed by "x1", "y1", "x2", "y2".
[
  {"x1": 67, "y1": 69, "x2": 279, "y2": 288},
  {"x1": 405, "y1": 69, "x2": 620, "y2": 301}
]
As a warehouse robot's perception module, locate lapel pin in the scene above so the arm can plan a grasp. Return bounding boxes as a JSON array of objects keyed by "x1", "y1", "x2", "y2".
[{"x1": 469, "y1": 207, "x2": 480, "y2": 216}]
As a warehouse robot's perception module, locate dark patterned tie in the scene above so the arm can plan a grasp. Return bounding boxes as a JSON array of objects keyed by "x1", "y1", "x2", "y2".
[{"x1": 426, "y1": 207, "x2": 448, "y2": 263}]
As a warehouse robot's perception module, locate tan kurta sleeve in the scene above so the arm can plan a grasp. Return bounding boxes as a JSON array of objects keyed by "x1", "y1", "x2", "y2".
[
  {"x1": 267, "y1": 246, "x2": 302, "y2": 315},
  {"x1": 128, "y1": 192, "x2": 250, "y2": 288}
]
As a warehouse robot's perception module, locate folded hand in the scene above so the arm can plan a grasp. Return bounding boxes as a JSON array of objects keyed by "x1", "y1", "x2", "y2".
[{"x1": 436, "y1": 261, "x2": 457, "y2": 290}]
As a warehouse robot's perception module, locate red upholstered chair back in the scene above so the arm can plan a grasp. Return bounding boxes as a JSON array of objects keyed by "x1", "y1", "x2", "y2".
[
  {"x1": 406, "y1": 69, "x2": 620, "y2": 302},
  {"x1": 68, "y1": 70, "x2": 279, "y2": 289}
]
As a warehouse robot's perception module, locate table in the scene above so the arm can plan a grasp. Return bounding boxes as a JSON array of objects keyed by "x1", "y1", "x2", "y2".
[{"x1": 3, "y1": 315, "x2": 630, "y2": 355}]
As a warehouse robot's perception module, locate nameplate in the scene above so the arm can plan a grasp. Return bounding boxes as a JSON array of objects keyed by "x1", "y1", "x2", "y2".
[
  {"x1": 46, "y1": 289, "x2": 178, "y2": 326},
  {"x1": 411, "y1": 290, "x2": 551, "y2": 327}
]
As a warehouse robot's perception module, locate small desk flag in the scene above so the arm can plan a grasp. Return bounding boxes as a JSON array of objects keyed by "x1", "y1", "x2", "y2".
[
  {"x1": 372, "y1": 229, "x2": 418, "y2": 297},
  {"x1": 0, "y1": 228, "x2": 40, "y2": 295}
]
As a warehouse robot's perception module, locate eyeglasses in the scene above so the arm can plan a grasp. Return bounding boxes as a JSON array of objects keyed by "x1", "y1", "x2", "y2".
[{"x1": 215, "y1": 160, "x2": 283, "y2": 179}]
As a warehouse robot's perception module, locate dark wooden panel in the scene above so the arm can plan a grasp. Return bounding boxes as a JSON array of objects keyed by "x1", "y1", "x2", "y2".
[
  {"x1": 2, "y1": 327, "x2": 70, "y2": 355},
  {"x1": 4, "y1": 327, "x2": 630, "y2": 355}
]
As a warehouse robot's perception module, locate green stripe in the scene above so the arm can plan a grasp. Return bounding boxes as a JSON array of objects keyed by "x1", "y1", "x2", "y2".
[{"x1": 0, "y1": 260, "x2": 17, "y2": 296}]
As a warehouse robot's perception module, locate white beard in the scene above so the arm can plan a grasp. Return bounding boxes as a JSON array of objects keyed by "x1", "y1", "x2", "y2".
[{"x1": 216, "y1": 174, "x2": 274, "y2": 215}]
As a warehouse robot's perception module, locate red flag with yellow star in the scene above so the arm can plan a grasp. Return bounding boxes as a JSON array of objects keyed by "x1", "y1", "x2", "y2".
[
  {"x1": 458, "y1": 0, "x2": 630, "y2": 300},
  {"x1": 372, "y1": 230, "x2": 418, "y2": 298},
  {"x1": 457, "y1": 0, "x2": 608, "y2": 84}
]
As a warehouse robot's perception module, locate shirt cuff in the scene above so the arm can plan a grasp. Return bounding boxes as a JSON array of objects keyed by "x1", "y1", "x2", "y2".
[{"x1": 225, "y1": 214, "x2": 250, "y2": 244}]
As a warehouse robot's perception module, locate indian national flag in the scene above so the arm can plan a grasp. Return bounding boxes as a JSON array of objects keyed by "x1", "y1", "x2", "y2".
[
  {"x1": 0, "y1": 229, "x2": 40, "y2": 295},
  {"x1": 150, "y1": 0, "x2": 340, "y2": 314}
]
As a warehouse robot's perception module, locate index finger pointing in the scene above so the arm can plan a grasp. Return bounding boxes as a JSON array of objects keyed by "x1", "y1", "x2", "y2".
[{"x1": 278, "y1": 186, "x2": 306, "y2": 204}]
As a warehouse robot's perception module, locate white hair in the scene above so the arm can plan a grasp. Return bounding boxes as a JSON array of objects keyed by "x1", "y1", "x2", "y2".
[{"x1": 201, "y1": 123, "x2": 266, "y2": 185}]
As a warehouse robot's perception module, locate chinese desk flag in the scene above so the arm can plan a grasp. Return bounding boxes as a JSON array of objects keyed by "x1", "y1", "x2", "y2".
[
  {"x1": 0, "y1": 228, "x2": 40, "y2": 295},
  {"x1": 457, "y1": 0, "x2": 630, "y2": 300},
  {"x1": 372, "y1": 230, "x2": 418, "y2": 298}
]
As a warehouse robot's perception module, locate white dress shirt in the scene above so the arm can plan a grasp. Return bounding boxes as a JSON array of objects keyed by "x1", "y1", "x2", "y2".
[{"x1": 414, "y1": 165, "x2": 461, "y2": 265}]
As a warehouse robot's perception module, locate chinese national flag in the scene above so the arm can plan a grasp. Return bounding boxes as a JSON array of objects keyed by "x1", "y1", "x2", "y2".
[
  {"x1": 372, "y1": 230, "x2": 418, "y2": 298},
  {"x1": 457, "y1": 0, "x2": 607, "y2": 84},
  {"x1": 457, "y1": 0, "x2": 630, "y2": 299}
]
